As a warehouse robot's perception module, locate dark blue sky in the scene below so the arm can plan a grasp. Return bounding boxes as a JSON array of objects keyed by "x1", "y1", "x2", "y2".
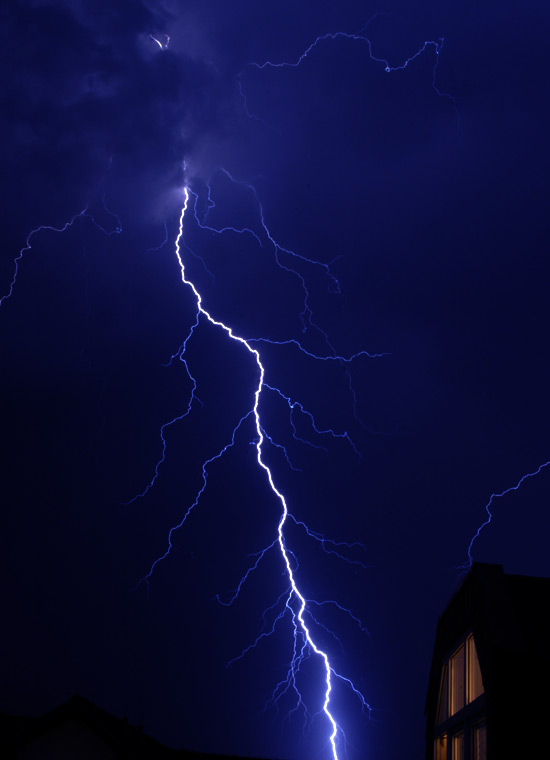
[{"x1": 2, "y1": 2, "x2": 550, "y2": 759}]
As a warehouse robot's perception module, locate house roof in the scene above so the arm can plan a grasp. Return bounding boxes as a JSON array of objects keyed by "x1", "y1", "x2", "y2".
[
  {"x1": 424, "y1": 562, "x2": 550, "y2": 718},
  {"x1": 0, "y1": 694, "x2": 275, "y2": 760}
]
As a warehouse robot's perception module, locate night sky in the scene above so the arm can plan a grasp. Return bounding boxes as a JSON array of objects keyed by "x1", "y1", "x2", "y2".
[{"x1": 2, "y1": 2, "x2": 550, "y2": 760}]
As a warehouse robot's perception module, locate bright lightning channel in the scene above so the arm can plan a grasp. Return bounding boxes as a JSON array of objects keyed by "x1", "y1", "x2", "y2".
[
  {"x1": 150, "y1": 33, "x2": 170, "y2": 50},
  {"x1": 134, "y1": 24, "x2": 465, "y2": 757},
  {"x1": 135, "y1": 186, "x2": 373, "y2": 759}
]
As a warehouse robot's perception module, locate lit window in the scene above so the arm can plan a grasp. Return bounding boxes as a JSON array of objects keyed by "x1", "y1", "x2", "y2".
[
  {"x1": 473, "y1": 721, "x2": 487, "y2": 760},
  {"x1": 436, "y1": 634, "x2": 485, "y2": 722},
  {"x1": 434, "y1": 733, "x2": 447, "y2": 760},
  {"x1": 434, "y1": 637, "x2": 485, "y2": 760},
  {"x1": 449, "y1": 644, "x2": 465, "y2": 715},
  {"x1": 467, "y1": 635, "x2": 483, "y2": 702},
  {"x1": 452, "y1": 732, "x2": 464, "y2": 760}
]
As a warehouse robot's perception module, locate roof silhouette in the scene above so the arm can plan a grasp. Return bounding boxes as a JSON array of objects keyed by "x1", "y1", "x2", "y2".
[{"x1": 0, "y1": 694, "x2": 277, "y2": 759}]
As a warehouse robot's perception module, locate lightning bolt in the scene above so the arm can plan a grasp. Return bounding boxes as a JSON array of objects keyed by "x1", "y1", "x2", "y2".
[
  {"x1": 130, "y1": 24, "x2": 463, "y2": 758},
  {"x1": 134, "y1": 185, "x2": 373, "y2": 758},
  {"x1": 240, "y1": 14, "x2": 460, "y2": 128},
  {"x1": 0, "y1": 196, "x2": 122, "y2": 309},
  {"x1": 150, "y1": 33, "x2": 170, "y2": 50},
  {"x1": 3, "y1": 19, "x2": 464, "y2": 759},
  {"x1": 465, "y1": 460, "x2": 550, "y2": 567}
]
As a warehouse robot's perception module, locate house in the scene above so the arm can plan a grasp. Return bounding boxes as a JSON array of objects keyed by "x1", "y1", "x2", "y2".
[
  {"x1": 0, "y1": 694, "x2": 273, "y2": 760},
  {"x1": 425, "y1": 562, "x2": 550, "y2": 759}
]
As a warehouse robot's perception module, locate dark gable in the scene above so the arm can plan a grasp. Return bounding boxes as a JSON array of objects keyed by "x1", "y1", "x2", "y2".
[{"x1": 425, "y1": 563, "x2": 550, "y2": 760}]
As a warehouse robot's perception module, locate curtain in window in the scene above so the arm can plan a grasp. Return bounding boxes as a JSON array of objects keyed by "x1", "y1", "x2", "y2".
[
  {"x1": 449, "y1": 644, "x2": 465, "y2": 715},
  {"x1": 467, "y1": 635, "x2": 484, "y2": 702},
  {"x1": 473, "y1": 721, "x2": 487, "y2": 760}
]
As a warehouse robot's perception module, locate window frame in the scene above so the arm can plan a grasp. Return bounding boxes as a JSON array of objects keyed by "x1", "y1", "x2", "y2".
[
  {"x1": 451, "y1": 730, "x2": 464, "y2": 760},
  {"x1": 436, "y1": 632, "x2": 484, "y2": 724},
  {"x1": 472, "y1": 719, "x2": 487, "y2": 760},
  {"x1": 433, "y1": 633, "x2": 486, "y2": 760}
]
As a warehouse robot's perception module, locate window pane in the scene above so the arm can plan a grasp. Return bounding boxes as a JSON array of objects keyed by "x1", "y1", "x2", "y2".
[
  {"x1": 434, "y1": 733, "x2": 447, "y2": 760},
  {"x1": 437, "y1": 664, "x2": 449, "y2": 723},
  {"x1": 467, "y1": 635, "x2": 484, "y2": 702},
  {"x1": 449, "y1": 644, "x2": 465, "y2": 715},
  {"x1": 452, "y1": 732, "x2": 464, "y2": 760},
  {"x1": 473, "y1": 721, "x2": 487, "y2": 760}
]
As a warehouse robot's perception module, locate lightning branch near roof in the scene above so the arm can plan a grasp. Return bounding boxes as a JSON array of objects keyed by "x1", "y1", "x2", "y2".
[{"x1": 465, "y1": 460, "x2": 550, "y2": 568}]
